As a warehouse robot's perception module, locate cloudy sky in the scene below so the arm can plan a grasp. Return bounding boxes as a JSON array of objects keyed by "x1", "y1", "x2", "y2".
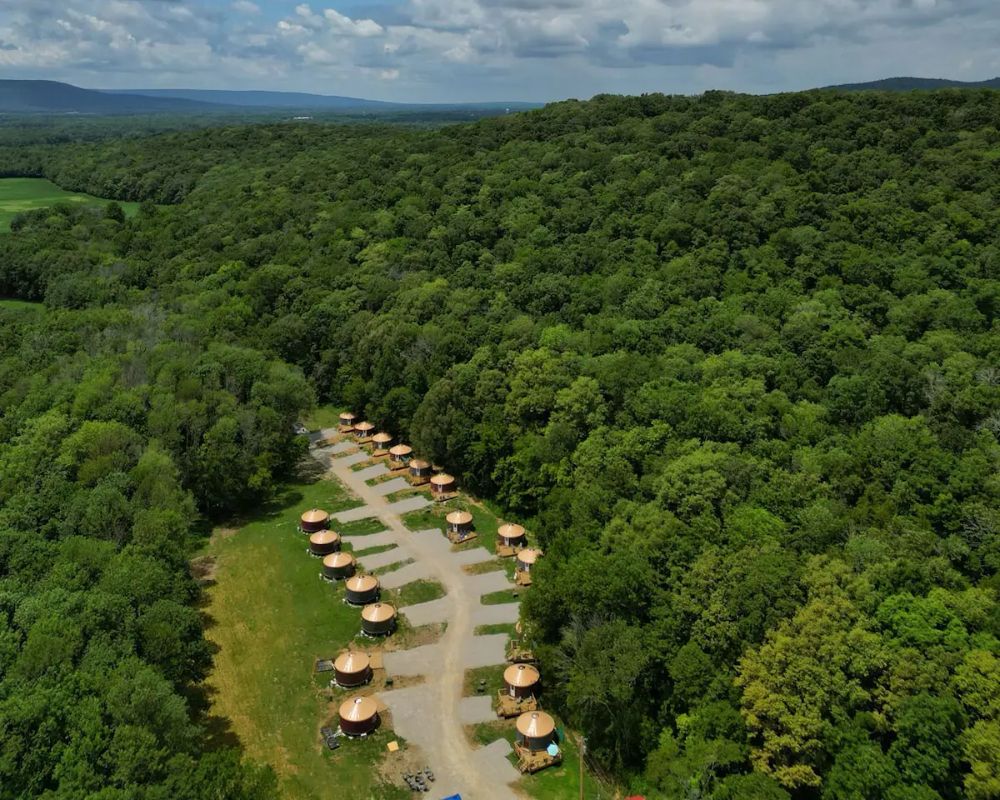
[{"x1": 0, "y1": 0, "x2": 998, "y2": 102}]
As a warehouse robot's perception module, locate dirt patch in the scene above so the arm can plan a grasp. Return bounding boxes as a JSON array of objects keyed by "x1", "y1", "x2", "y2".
[
  {"x1": 376, "y1": 739, "x2": 431, "y2": 788},
  {"x1": 190, "y1": 555, "x2": 218, "y2": 583},
  {"x1": 384, "y1": 674, "x2": 427, "y2": 691}
]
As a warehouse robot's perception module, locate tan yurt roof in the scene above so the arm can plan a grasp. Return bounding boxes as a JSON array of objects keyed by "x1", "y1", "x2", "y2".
[
  {"x1": 372, "y1": 432, "x2": 393, "y2": 444},
  {"x1": 334, "y1": 650, "x2": 371, "y2": 674},
  {"x1": 446, "y1": 510, "x2": 473, "y2": 525},
  {"x1": 355, "y1": 421, "x2": 375, "y2": 432},
  {"x1": 362, "y1": 602, "x2": 396, "y2": 623},
  {"x1": 346, "y1": 574, "x2": 379, "y2": 593},
  {"x1": 301, "y1": 508, "x2": 329, "y2": 524},
  {"x1": 309, "y1": 530, "x2": 340, "y2": 546},
  {"x1": 409, "y1": 458, "x2": 430, "y2": 469},
  {"x1": 324, "y1": 552, "x2": 355, "y2": 569},
  {"x1": 339, "y1": 696, "x2": 378, "y2": 723},
  {"x1": 498, "y1": 523, "x2": 526, "y2": 540},
  {"x1": 504, "y1": 663, "x2": 540, "y2": 688},
  {"x1": 390, "y1": 444, "x2": 413, "y2": 456},
  {"x1": 339, "y1": 412, "x2": 356, "y2": 421},
  {"x1": 517, "y1": 548, "x2": 541, "y2": 566},
  {"x1": 516, "y1": 711, "x2": 555, "y2": 738},
  {"x1": 430, "y1": 473, "x2": 455, "y2": 486}
]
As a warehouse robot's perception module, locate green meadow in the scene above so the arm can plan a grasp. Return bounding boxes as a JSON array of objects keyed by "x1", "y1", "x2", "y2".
[{"x1": 0, "y1": 177, "x2": 140, "y2": 230}]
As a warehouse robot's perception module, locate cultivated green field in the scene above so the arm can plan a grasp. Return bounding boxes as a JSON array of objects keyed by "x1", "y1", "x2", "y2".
[{"x1": 0, "y1": 177, "x2": 140, "y2": 230}]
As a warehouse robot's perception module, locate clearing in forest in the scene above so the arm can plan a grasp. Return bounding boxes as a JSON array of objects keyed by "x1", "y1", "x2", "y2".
[{"x1": 0, "y1": 177, "x2": 139, "y2": 230}]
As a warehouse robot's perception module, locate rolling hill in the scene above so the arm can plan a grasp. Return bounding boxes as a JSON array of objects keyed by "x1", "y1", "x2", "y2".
[
  {"x1": 824, "y1": 76, "x2": 1000, "y2": 91},
  {"x1": 0, "y1": 80, "x2": 222, "y2": 113}
]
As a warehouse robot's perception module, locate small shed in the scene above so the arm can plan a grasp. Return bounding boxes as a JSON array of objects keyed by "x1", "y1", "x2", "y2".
[
  {"x1": 408, "y1": 458, "x2": 432, "y2": 484},
  {"x1": 339, "y1": 696, "x2": 379, "y2": 736},
  {"x1": 345, "y1": 573, "x2": 380, "y2": 606},
  {"x1": 515, "y1": 711, "x2": 556, "y2": 752},
  {"x1": 309, "y1": 530, "x2": 341, "y2": 556},
  {"x1": 300, "y1": 508, "x2": 330, "y2": 533},
  {"x1": 430, "y1": 473, "x2": 457, "y2": 497},
  {"x1": 338, "y1": 412, "x2": 357, "y2": 432},
  {"x1": 389, "y1": 444, "x2": 413, "y2": 466},
  {"x1": 354, "y1": 421, "x2": 375, "y2": 440},
  {"x1": 323, "y1": 551, "x2": 356, "y2": 580},
  {"x1": 504, "y1": 663, "x2": 541, "y2": 699},
  {"x1": 361, "y1": 602, "x2": 397, "y2": 636},
  {"x1": 333, "y1": 651, "x2": 372, "y2": 688}
]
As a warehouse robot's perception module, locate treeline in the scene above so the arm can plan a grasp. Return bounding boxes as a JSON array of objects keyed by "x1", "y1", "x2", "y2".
[{"x1": 1, "y1": 89, "x2": 999, "y2": 799}]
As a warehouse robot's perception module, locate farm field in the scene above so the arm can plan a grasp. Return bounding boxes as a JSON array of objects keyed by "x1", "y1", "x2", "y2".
[
  {"x1": 0, "y1": 177, "x2": 140, "y2": 230},
  {"x1": 198, "y1": 475, "x2": 409, "y2": 800}
]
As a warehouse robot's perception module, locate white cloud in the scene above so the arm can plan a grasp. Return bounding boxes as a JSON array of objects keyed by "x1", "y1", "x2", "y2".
[{"x1": 231, "y1": 0, "x2": 260, "y2": 14}]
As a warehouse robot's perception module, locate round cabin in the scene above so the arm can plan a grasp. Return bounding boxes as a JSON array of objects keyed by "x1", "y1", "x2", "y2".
[
  {"x1": 300, "y1": 508, "x2": 330, "y2": 533},
  {"x1": 323, "y1": 551, "x2": 356, "y2": 580},
  {"x1": 361, "y1": 602, "x2": 397, "y2": 636},
  {"x1": 344, "y1": 573, "x2": 380, "y2": 606},
  {"x1": 515, "y1": 711, "x2": 556, "y2": 752},
  {"x1": 389, "y1": 444, "x2": 413, "y2": 464},
  {"x1": 516, "y1": 548, "x2": 541, "y2": 574},
  {"x1": 408, "y1": 458, "x2": 431, "y2": 480},
  {"x1": 372, "y1": 432, "x2": 393, "y2": 452},
  {"x1": 354, "y1": 421, "x2": 375, "y2": 439},
  {"x1": 504, "y1": 663, "x2": 541, "y2": 699},
  {"x1": 309, "y1": 530, "x2": 341, "y2": 556},
  {"x1": 333, "y1": 651, "x2": 372, "y2": 688},
  {"x1": 339, "y1": 696, "x2": 379, "y2": 737},
  {"x1": 446, "y1": 510, "x2": 473, "y2": 535},
  {"x1": 338, "y1": 412, "x2": 356, "y2": 430},
  {"x1": 498, "y1": 523, "x2": 527, "y2": 548},
  {"x1": 430, "y1": 473, "x2": 456, "y2": 496}
]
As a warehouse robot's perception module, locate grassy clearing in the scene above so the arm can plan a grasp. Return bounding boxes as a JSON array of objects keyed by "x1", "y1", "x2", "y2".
[
  {"x1": 463, "y1": 559, "x2": 508, "y2": 576},
  {"x1": 199, "y1": 477, "x2": 406, "y2": 800},
  {"x1": 351, "y1": 543, "x2": 396, "y2": 558},
  {"x1": 389, "y1": 579, "x2": 446, "y2": 607},
  {"x1": 0, "y1": 298, "x2": 44, "y2": 311},
  {"x1": 0, "y1": 177, "x2": 140, "y2": 231},
  {"x1": 338, "y1": 518, "x2": 386, "y2": 537},
  {"x1": 474, "y1": 622, "x2": 518, "y2": 637},
  {"x1": 463, "y1": 665, "x2": 505, "y2": 698},
  {"x1": 481, "y1": 588, "x2": 522, "y2": 605},
  {"x1": 301, "y1": 405, "x2": 346, "y2": 432}
]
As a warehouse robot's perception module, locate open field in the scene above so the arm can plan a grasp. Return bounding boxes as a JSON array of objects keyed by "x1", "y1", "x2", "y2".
[
  {"x1": 198, "y1": 478, "x2": 409, "y2": 800},
  {"x1": 0, "y1": 177, "x2": 140, "y2": 231},
  {"x1": 0, "y1": 298, "x2": 44, "y2": 311}
]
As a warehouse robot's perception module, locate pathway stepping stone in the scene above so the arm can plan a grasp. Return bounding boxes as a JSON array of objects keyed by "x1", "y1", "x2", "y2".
[
  {"x1": 460, "y1": 633, "x2": 509, "y2": 669},
  {"x1": 335, "y1": 451, "x2": 369, "y2": 467},
  {"x1": 374, "y1": 476, "x2": 409, "y2": 496},
  {"x1": 399, "y1": 596, "x2": 454, "y2": 627},
  {"x1": 387, "y1": 495, "x2": 431, "y2": 515},
  {"x1": 378, "y1": 561, "x2": 436, "y2": 589},
  {"x1": 354, "y1": 463, "x2": 388, "y2": 482},
  {"x1": 471, "y1": 603, "x2": 521, "y2": 627}
]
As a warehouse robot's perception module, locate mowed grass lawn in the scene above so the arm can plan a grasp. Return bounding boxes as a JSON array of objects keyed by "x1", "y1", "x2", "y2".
[
  {"x1": 200, "y1": 478, "x2": 408, "y2": 800},
  {"x1": 0, "y1": 177, "x2": 140, "y2": 230}
]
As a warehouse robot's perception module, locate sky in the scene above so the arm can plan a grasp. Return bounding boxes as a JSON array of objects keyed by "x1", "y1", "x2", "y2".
[{"x1": 0, "y1": 0, "x2": 998, "y2": 103}]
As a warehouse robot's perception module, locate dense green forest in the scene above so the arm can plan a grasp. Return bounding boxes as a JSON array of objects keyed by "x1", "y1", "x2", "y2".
[{"x1": 1, "y1": 89, "x2": 999, "y2": 799}]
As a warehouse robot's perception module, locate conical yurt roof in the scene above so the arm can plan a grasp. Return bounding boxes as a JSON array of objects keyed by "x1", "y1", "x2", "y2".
[
  {"x1": 339, "y1": 696, "x2": 378, "y2": 722},
  {"x1": 324, "y1": 552, "x2": 355, "y2": 569},
  {"x1": 309, "y1": 530, "x2": 340, "y2": 546},
  {"x1": 362, "y1": 603, "x2": 396, "y2": 623},
  {"x1": 334, "y1": 651, "x2": 371, "y2": 674},
  {"x1": 346, "y1": 574, "x2": 379, "y2": 593},
  {"x1": 516, "y1": 711, "x2": 555, "y2": 738},
  {"x1": 390, "y1": 444, "x2": 413, "y2": 456},
  {"x1": 430, "y1": 473, "x2": 455, "y2": 486},
  {"x1": 372, "y1": 432, "x2": 393, "y2": 443},
  {"x1": 301, "y1": 508, "x2": 329, "y2": 524},
  {"x1": 504, "y1": 663, "x2": 540, "y2": 688},
  {"x1": 498, "y1": 523, "x2": 526, "y2": 540},
  {"x1": 446, "y1": 510, "x2": 473, "y2": 525},
  {"x1": 517, "y1": 548, "x2": 541, "y2": 565}
]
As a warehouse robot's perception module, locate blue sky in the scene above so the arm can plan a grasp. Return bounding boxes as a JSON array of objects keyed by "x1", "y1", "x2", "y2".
[{"x1": 1, "y1": 0, "x2": 998, "y2": 103}]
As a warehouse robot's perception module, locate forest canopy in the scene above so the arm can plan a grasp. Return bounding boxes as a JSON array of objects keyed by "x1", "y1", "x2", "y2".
[{"x1": 0, "y1": 89, "x2": 998, "y2": 799}]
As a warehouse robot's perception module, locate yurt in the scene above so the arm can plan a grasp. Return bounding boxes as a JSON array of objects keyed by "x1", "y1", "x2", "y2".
[
  {"x1": 309, "y1": 530, "x2": 341, "y2": 556},
  {"x1": 300, "y1": 508, "x2": 330, "y2": 533},
  {"x1": 498, "y1": 523, "x2": 527, "y2": 548},
  {"x1": 345, "y1": 573, "x2": 380, "y2": 606},
  {"x1": 338, "y1": 412, "x2": 357, "y2": 431},
  {"x1": 504, "y1": 663, "x2": 541, "y2": 699},
  {"x1": 333, "y1": 651, "x2": 372, "y2": 688},
  {"x1": 430, "y1": 473, "x2": 456, "y2": 497},
  {"x1": 338, "y1": 696, "x2": 379, "y2": 736},
  {"x1": 372, "y1": 432, "x2": 393, "y2": 455},
  {"x1": 388, "y1": 444, "x2": 413, "y2": 467},
  {"x1": 515, "y1": 711, "x2": 556, "y2": 752},
  {"x1": 516, "y1": 548, "x2": 541, "y2": 573},
  {"x1": 323, "y1": 551, "x2": 356, "y2": 580},
  {"x1": 446, "y1": 510, "x2": 473, "y2": 536},
  {"x1": 361, "y1": 602, "x2": 397, "y2": 636},
  {"x1": 408, "y1": 458, "x2": 432, "y2": 484},
  {"x1": 354, "y1": 421, "x2": 375, "y2": 440}
]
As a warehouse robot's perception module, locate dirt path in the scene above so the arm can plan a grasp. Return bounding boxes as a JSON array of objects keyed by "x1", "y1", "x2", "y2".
[{"x1": 315, "y1": 440, "x2": 519, "y2": 800}]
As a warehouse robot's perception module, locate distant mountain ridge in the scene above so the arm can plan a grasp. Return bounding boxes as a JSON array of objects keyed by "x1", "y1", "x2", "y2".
[
  {"x1": 0, "y1": 80, "x2": 221, "y2": 113},
  {"x1": 824, "y1": 76, "x2": 1000, "y2": 91}
]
